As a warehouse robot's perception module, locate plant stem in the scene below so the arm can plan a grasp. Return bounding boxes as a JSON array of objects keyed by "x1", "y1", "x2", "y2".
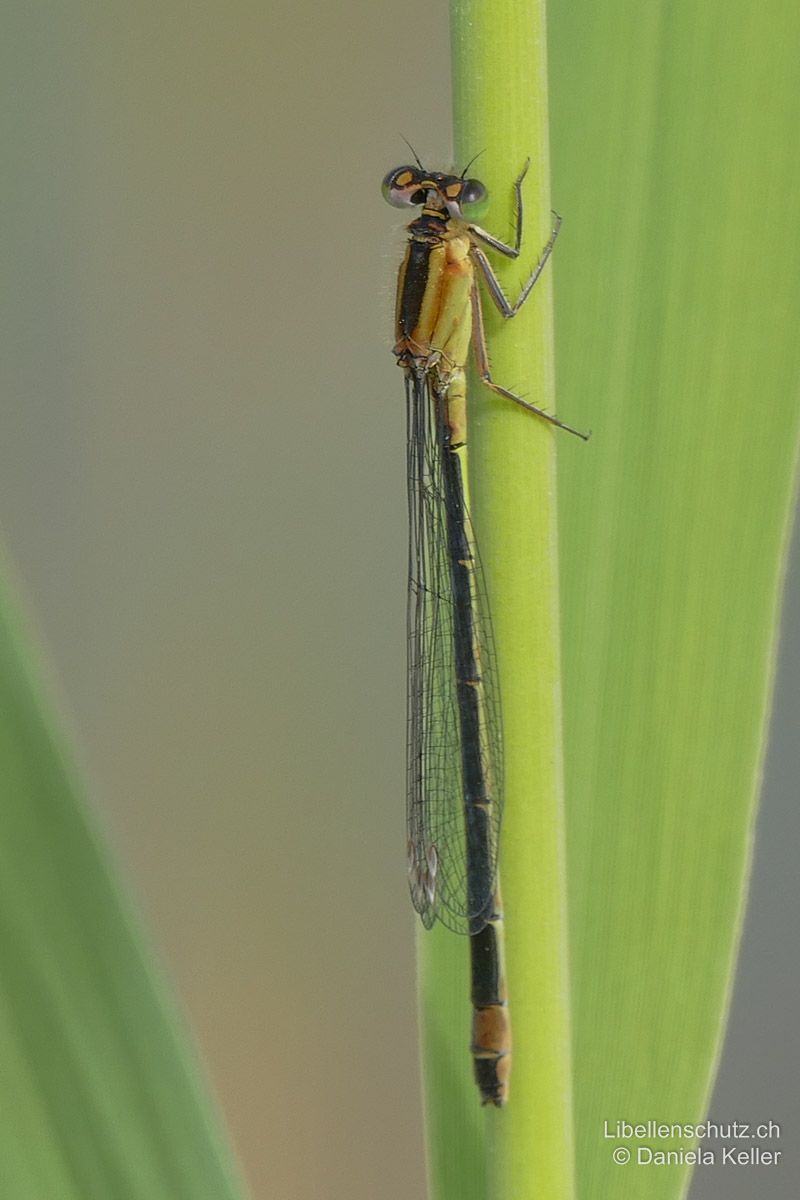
[{"x1": 418, "y1": 3, "x2": 576, "y2": 1198}]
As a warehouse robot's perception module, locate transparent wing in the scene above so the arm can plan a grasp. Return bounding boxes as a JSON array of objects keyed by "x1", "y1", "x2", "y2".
[{"x1": 405, "y1": 369, "x2": 503, "y2": 935}]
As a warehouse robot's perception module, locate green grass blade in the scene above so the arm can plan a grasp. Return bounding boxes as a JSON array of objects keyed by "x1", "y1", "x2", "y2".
[
  {"x1": 550, "y1": 0, "x2": 800, "y2": 1196},
  {"x1": 419, "y1": 3, "x2": 574, "y2": 1198},
  {"x1": 0, "y1": 561, "x2": 247, "y2": 1200}
]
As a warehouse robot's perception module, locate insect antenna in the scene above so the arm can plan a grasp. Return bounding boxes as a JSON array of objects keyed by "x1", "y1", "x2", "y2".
[
  {"x1": 400, "y1": 135, "x2": 425, "y2": 171},
  {"x1": 460, "y1": 148, "x2": 486, "y2": 177}
]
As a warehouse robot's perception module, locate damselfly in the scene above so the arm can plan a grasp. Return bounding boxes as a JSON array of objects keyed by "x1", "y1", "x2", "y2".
[{"x1": 383, "y1": 153, "x2": 586, "y2": 1107}]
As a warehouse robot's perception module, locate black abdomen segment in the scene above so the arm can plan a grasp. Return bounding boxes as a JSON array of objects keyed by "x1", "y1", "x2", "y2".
[{"x1": 438, "y1": 399, "x2": 510, "y2": 1106}]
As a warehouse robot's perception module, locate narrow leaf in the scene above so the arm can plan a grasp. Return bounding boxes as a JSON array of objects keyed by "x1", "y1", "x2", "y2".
[
  {"x1": 551, "y1": 0, "x2": 800, "y2": 1196},
  {"x1": 0, "y1": 563, "x2": 247, "y2": 1200}
]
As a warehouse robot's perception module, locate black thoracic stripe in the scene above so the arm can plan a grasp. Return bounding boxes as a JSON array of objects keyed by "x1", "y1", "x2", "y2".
[
  {"x1": 398, "y1": 214, "x2": 448, "y2": 345},
  {"x1": 399, "y1": 240, "x2": 432, "y2": 343}
]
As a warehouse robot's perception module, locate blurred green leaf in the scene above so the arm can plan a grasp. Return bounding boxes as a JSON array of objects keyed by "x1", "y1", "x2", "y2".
[
  {"x1": 552, "y1": 0, "x2": 800, "y2": 1197},
  {"x1": 0, "y1": 565, "x2": 247, "y2": 1200}
]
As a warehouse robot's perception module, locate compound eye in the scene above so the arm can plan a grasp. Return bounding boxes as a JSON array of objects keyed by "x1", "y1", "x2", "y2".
[
  {"x1": 382, "y1": 166, "x2": 425, "y2": 208},
  {"x1": 460, "y1": 178, "x2": 488, "y2": 208}
]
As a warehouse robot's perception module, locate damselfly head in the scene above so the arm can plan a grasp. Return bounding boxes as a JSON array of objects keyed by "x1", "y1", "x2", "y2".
[{"x1": 382, "y1": 165, "x2": 488, "y2": 218}]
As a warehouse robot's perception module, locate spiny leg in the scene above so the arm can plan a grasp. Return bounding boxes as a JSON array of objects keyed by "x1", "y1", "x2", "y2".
[
  {"x1": 471, "y1": 213, "x2": 562, "y2": 318},
  {"x1": 466, "y1": 159, "x2": 530, "y2": 259},
  {"x1": 470, "y1": 279, "x2": 590, "y2": 440}
]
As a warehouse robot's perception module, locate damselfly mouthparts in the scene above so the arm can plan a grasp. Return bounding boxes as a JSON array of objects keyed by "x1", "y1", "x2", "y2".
[{"x1": 384, "y1": 154, "x2": 587, "y2": 1107}]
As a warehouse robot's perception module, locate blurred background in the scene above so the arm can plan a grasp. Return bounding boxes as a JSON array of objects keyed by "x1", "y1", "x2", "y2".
[{"x1": 2, "y1": 4, "x2": 796, "y2": 1199}]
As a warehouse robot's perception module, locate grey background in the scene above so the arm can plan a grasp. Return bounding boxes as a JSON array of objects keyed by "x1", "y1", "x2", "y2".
[
  {"x1": 695, "y1": 513, "x2": 799, "y2": 1199},
  {"x1": 2, "y1": 4, "x2": 795, "y2": 1198}
]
